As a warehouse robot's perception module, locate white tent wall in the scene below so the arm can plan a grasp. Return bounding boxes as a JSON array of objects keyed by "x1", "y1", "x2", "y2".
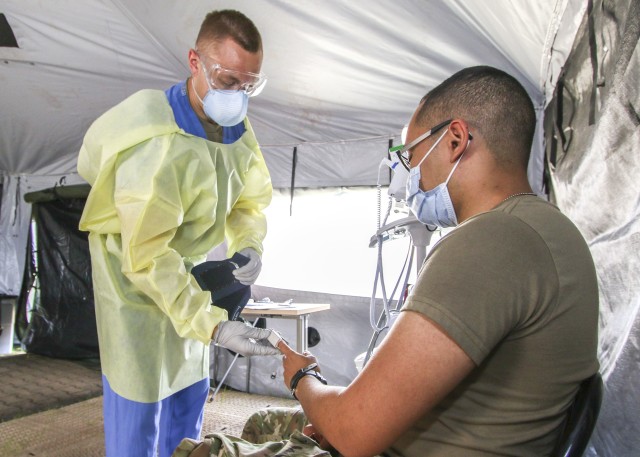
[
  {"x1": 0, "y1": 0, "x2": 581, "y2": 298},
  {"x1": 544, "y1": 0, "x2": 640, "y2": 455}
]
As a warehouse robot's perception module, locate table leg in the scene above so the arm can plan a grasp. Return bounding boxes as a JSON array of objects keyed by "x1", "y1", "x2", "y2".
[
  {"x1": 297, "y1": 314, "x2": 309, "y2": 353},
  {"x1": 246, "y1": 357, "x2": 252, "y2": 393}
]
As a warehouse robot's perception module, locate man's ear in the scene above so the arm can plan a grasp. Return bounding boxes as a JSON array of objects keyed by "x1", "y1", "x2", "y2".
[
  {"x1": 188, "y1": 49, "x2": 200, "y2": 77},
  {"x1": 447, "y1": 119, "x2": 472, "y2": 162}
]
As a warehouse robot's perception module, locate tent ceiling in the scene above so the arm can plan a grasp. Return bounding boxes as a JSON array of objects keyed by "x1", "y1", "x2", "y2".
[{"x1": 0, "y1": 0, "x2": 581, "y2": 179}]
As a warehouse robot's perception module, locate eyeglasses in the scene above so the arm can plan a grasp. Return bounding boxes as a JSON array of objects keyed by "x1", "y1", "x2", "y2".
[
  {"x1": 389, "y1": 119, "x2": 453, "y2": 171},
  {"x1": 198, "y1": 52, "x2": 267, "y2": 97}
]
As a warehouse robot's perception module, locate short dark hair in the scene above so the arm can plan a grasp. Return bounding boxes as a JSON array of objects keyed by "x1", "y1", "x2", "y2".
[
  {"x1": 196, "y1": 10, "x2": 262, "y2": 54},
  {"x1": 417, "y1": 66, "x2": 535, "y2": 168}
]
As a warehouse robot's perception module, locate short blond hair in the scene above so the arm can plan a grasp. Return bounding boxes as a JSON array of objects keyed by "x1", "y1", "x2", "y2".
[{"x1": 196, "y1": 10, "x2": 262, "y2": 54}]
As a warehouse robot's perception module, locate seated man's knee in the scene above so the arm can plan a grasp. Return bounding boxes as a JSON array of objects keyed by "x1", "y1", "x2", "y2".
[{"x1": 241, "y1": 407, "x2": 307, "y2": 443}]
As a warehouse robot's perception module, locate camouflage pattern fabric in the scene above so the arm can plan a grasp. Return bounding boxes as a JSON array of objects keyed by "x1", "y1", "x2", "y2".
[
  {"x1": 172, "y1": 407, "x2": 332, "y2": 457},
  {"x1": 240, "y1": 407, "x2": 309, "y2": 443}
]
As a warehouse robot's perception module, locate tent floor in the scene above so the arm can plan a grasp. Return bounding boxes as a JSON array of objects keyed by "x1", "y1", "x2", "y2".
[
  {"x1": 0, "y1": 353, "x2": 298, "y2": 457},
  {"x1": 0, "y1": 352, "x2": 103, "y2": 422}
]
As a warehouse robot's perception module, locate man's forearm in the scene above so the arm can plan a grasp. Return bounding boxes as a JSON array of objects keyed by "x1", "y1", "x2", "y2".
[{"x1": 294, "y1": 378, "x2": 371, "y2": 457}]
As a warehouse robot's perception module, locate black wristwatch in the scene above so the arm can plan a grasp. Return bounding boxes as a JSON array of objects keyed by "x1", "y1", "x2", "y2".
[{"x1": 290, "y1": 362, "x2": 327, "y2": 399}]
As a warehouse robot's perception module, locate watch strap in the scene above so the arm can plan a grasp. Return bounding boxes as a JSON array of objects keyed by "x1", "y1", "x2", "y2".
[{"x1": 290, "y1": 363, "x2": 327, "y2": 399}]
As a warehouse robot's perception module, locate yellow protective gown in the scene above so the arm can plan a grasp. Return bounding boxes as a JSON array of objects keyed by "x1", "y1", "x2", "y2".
[{"x1": 78, "y1": 89, "x2": 272, "y2": 402}]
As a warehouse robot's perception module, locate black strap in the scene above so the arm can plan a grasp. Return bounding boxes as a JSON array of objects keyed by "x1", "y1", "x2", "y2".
[
  {"x1": 290, "y1": 362, "x2": 327, "y2": 399},
  {"x1": 388, "y1": 138, "x2": 394, "y2": 183},
  {"x1": 289, "y1": 146, "x2": 298, "y2": 216},
  {"x1": 587, "y1": 0, "x2": 599, "y2": 125}
]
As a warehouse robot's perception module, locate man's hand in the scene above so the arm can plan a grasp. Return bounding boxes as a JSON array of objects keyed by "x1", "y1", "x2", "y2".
[
  {"x1": 279, "y1": 340, "x2": 319, "y2": 390},
  {"x1": 279, "y1": 344, "x2": 334, "y2": 451},
  {"x1": 213, "y1": 320, "x2": 281, "y2": 356},
  {"x1": 303, "y1": 424, "x2": 335, "y2": 452},
  {"x1": 232, "y1": 248, "x2": 262, "y2": 285}
]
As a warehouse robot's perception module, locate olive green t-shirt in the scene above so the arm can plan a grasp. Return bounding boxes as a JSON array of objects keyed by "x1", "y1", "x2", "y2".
[{"x1": 391, "y1": 195, "x2": 599, "y2": 457}]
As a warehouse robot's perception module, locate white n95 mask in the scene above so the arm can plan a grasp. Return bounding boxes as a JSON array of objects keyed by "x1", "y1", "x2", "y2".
[
  {"x1": 201, "y1": 89, "x2": 248, "y2": 127},
  {"x1": 405, "y1": 129, "x2": 462, "y2": 228},
  {"x1": 193, "y1": 71, "x2": 249, "y2": 127}
]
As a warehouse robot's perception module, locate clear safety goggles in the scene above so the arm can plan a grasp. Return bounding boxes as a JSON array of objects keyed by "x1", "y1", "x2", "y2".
[{"x1": 198, "y1": 53, "x2": 267, "y2": 97}]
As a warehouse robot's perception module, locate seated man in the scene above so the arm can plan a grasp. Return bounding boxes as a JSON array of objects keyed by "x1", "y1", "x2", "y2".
[{"x1": 173, "y1": 65, "x2": 600, "y2": 457}]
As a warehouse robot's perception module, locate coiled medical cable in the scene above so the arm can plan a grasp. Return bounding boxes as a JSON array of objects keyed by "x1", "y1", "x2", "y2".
[
  {"x1": 365, "y1": 241, "x2": 413, "y2": 366},
  {"x1": 371, "y1": 160, "x2": 395, "y2": 332}
]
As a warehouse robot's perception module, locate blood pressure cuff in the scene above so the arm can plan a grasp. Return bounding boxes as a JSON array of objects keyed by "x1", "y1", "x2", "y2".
[{"x1": 190, "y1": 252, "x2": 251, "y2": 321}]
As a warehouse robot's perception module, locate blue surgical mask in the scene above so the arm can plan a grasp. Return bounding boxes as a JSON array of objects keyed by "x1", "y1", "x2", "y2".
[
  {"x1": 193, "y1": 72, "x2": 249, "y2": 127},
  {"x1": 405, "y1": 129, "x2": 464, "y2": 228}
]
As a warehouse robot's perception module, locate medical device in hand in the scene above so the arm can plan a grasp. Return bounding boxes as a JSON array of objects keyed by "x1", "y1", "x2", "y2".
[
  {"x1": 191, "y1": 252, "x2": 251, "y2": 321},
  {"x1": 267, "y1": 329, "x2": 283, "y2": 349}
]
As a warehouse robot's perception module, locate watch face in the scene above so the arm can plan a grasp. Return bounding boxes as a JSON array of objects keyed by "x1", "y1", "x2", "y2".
[{"x1": 303, "y1": 363, "x2": 318, "y2": 372}]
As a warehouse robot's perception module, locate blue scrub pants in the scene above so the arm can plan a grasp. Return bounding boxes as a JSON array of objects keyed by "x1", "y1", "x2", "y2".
[{"x1": 102, "y1": 375, "x2": 210, "y2": 457}]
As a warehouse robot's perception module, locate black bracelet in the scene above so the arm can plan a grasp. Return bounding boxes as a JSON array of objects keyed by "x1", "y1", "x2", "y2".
[
  {"x1": 290, "y1": 363, "x2": 318, "y2": 395},
  {"x1": 290, "y1": 362, "x2": 327, "y2": 399}
]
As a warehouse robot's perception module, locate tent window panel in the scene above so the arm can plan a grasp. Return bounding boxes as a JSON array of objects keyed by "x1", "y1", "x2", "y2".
[{"x1": 258, "y1": 187, "x2": 414, "y2": 298}]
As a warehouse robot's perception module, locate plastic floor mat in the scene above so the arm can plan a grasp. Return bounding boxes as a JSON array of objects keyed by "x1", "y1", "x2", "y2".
[{"x1": 0, "y1": 352, "x2": 102, "y2": 423}]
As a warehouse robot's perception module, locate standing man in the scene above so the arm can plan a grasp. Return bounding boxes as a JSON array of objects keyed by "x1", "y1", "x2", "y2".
[
  {"x1": 78, "y1": 10, "x2": 279, "y2": 457},
  {"x1": 174, "y1": 66, "x2": 599, "y2": 457}
]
